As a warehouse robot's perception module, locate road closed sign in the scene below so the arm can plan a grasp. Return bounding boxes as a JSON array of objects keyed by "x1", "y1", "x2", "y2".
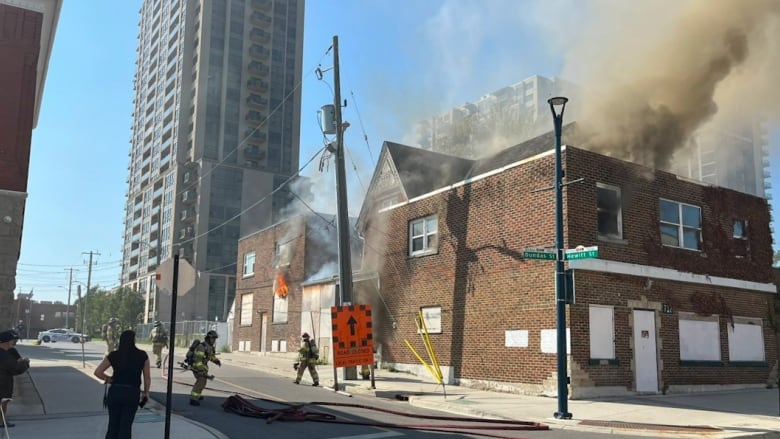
[{"x1": 331, "y1": 304, "x2": 374, "y2": 368}]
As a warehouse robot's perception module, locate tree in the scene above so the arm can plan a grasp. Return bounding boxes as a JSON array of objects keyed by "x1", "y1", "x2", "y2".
[{"x1": 72, "y1": 286, "x2": 144, "y2": 338}]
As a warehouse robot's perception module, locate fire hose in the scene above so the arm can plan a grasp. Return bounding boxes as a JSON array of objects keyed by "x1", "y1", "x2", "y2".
[
  {"x1": 161, "y1": 362, "x2": 549, "y2": 438},
  {"x1": 222, "y1": 394, "x2": 549, "y2": 439}
]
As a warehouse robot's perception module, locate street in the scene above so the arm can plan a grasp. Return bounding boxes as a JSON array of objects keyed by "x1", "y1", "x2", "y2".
[{"x1": 23, "y1": 341, "x2": 641, "y2": 439}]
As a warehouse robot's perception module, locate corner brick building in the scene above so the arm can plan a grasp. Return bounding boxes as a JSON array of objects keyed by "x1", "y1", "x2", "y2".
[
  {"x1": 233, "y1": 213, "x2": 364, "y2": 357},
  {"x1": 355, "y1": 129, "x2": 777, "y2": 398}
]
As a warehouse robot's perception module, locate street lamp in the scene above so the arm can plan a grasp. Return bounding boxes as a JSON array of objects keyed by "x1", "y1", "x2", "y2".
[{"x1": 548, "y1": 96, "x2": 572, "y2": 420}]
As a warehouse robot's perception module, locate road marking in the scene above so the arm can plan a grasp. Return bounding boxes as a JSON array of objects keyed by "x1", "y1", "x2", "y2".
[{"x1": 328, "y1": 432, "x2": 404, "y2": 439}]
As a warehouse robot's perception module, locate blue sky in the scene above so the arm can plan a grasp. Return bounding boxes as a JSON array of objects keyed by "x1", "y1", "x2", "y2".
[{"x1": 17, "y1": 0, "x2": 780, "y2": 303}]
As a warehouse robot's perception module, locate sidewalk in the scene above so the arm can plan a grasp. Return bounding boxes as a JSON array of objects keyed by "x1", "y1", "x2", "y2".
[
  {"x1": 9, "y1": 343, "x2": 227, "y2": 439},
  {"x1": 10, "y1": 342, "x2": 780, "y2": 438},
  {"x1": 220, "y1": 351, "x2": 780, "y2": 438}
]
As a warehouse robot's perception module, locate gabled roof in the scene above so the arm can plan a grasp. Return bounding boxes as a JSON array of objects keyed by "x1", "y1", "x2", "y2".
[
  {"x1": 468, "y1": 122, "x2": 581, "y2": 176},
  {"x1": 379, "y1": 123, "x2": 582, "y2": 201},
  {"x1": 384, "y1": 141, "x2": 473, "y2": 199}
]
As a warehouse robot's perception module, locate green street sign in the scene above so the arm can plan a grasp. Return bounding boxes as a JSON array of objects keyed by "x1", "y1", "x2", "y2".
[
  {"x1": 565, "y1": 246, "x2": 599, "y2": 260},
  {"x1": 523, "y1": 249, "x2": 557, "y2": 260}
]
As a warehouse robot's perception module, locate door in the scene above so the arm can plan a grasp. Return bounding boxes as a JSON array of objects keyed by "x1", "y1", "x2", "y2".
[
  {"x1": 260, "y1": 313, "x2": 268, "y2": 353},
  {"x1": 633, "y1": 309, "x2": 659, "y2": 392}
]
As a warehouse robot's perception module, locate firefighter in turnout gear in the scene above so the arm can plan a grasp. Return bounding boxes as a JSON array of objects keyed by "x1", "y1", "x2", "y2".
[
  {"x1": 293, "y1": 333, "x2": 319, "y2": 386},
  {"x1": 149, "y1": 321, "x2": 169, "y2": 368},
  {"x1": 189, "y1": 330, "x2": 221, "y2": 406},
  {"x1": 103, "y1": 317, "x2": 120, "y2": 355}
]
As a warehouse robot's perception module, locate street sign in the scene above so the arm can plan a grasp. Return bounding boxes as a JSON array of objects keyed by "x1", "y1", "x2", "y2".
[
  {"x1": 331, "y1": 304, "x2": 374, "y2": 368},
  {"x1": 523, "y1": 248, "x2": 557, "y2": 260},
  {"x1": 565, "y1": 245, "x2": 599, "y2": 260}
]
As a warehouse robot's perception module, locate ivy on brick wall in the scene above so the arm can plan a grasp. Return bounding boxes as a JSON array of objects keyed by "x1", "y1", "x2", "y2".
[
  {"x1": 690, "y1": 291, "x2": 734, "y2": 327},
  {"x1": 642, "y1": 186, "x2": 772, "y2": 283}
]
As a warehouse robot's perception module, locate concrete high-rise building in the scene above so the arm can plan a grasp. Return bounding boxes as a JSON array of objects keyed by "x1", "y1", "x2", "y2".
[
  {"x1": 415, "y1": 74, "x2": 770, "y2": 200},
  {"x1": 0, "y1": 0, "x2": 61, "y2": 329},
  {"x1": 121, "y1": 0, "x2": 304, "y2": 322},
  {"x1": 671, "y1": 120, "x2": 771, "y2": 199},
  {"x1": 414, "y1": 75, "x2": 580, "y2": 159}
]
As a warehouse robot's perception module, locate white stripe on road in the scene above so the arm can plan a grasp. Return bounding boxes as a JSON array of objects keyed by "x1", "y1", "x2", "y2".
[{"x1": 328, "y1": 432, "x2": 404, "y2": 439}]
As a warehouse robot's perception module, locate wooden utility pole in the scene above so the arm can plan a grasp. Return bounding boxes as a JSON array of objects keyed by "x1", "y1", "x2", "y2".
[
  {"x1": 331, "y1": 35, "x2": 357, "y2": 388},
  {"x1": 82, "y1": 251, "x2": 100, "y2": 335}
]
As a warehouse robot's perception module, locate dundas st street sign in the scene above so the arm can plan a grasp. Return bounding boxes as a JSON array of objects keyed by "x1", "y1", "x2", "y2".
[{"x1": 523, "y1": 245, "x2": 599, "y2": 261}]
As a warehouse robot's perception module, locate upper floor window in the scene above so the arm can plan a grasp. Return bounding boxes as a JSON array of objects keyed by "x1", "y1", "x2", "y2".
[
  {"x1": 409, "y1": 214, "x2": 438, "y2": 256},
  {"x1": 659, "y1": 199, "x2": 701, "y2": 250},
  {"x1": 733, "y1": 219, "x2": 749, "y2": 257},
  {"x1": 597, "y1": 183, "x2": 622, "y2": 239},
  {"x1": 275, "y1": 241, "x2": 292, "y2": 267},
  {"x1": 243, "y1": 252, "x2": 256, "y2": 276}
]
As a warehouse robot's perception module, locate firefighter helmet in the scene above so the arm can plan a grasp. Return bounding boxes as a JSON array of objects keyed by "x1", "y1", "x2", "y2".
[
  {"x1": 206, "y1": 330, "x2": 218, "y2": 339},
  {"x1": 301, "y1": 333, "x2": 310, "y2": 339}
]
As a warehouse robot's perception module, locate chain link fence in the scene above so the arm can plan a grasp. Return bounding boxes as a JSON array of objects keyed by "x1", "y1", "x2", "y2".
[{"x1": 135, "y1": 320, "x2": 232, "y2": 352}]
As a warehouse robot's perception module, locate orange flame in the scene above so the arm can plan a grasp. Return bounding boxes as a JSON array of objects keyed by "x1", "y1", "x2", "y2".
[{"x1": 274, "y1": 272, "x2": 289, "y2": 298}]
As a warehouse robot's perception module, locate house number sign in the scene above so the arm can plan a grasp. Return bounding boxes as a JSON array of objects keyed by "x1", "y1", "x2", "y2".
[{"x1": 662, "y1": 303, "x2": 673, "y2": 314}]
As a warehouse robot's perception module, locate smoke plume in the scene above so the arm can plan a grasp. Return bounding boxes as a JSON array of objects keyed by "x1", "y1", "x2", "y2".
[{"x1": 564, "y1": 0, "x2": 780, "y2": 169}]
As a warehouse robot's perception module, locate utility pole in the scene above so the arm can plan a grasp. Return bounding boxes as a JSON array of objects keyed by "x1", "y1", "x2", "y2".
[
  {"x1": 332, "y1": 35, "x2": 353, "y2": 307},
  {"x1": 65, "y1": 268, "x2": 75, "y2": 329},
  {"x1": 82, "y1": 251, "x2": 100, "y2": 337},
  {"x1": 330, "y1": 35, "x2": 357, "y2": 387}
]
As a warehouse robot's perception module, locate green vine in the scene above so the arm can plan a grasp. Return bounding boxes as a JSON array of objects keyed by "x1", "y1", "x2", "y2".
[{"x1": 690, "y1": 291, "x2": 733, "y2": 327}]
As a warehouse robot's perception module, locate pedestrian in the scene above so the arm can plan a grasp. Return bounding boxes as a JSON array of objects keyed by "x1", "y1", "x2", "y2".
[
  {"x1": 293, "y1": 332, "x2": 319, "y2": 386},
  {"x1": 148, "y1": 321, "x2": 169, "y2": 368},
  {"x1": 189, "y1": 330, "x2": 221, "y2": 406},
  {"x1": 6, "y1": 331, "x2": 21, "y2": 360},
  {"x1": 0, "y1": 330, "x2": 30, "y2": 428},
  {"x1": 14, "y1": 321, "x2": 24, "y2": 342},
  {"x1": 94, "y1": 330, "x2": 151, "y2": 439},
  {"x1": 103, "y1": 317, "x2": 120, "y2": 356}
]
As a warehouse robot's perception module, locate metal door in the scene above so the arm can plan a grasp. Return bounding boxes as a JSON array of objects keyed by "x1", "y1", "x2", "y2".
[{"x1": 633, "y1": 309, "x2": 659, "y2": 392}]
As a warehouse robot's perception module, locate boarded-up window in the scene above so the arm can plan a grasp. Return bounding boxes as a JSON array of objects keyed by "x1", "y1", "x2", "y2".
[
  {"x1": 273, "y1": 292, "x2": 288, "y2": 323},
  {"x1": 679, "y1": 313, "x2": 720, "y2": 361},
  {"x1": 240, "y1": 294, "x2": 253, "y2": 326},
  {"x1": 589, "y1": 305, "x2": 615, "y2": 359},
  {"x1": 728, "y1": 317, "x2": 764, "y2": 362}
]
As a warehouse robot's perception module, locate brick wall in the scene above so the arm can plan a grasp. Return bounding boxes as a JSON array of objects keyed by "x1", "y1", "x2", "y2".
[
  {"x1": 362, "y1": 145, "x2": 777, "y2": 394},
  {"x1": 234, "y1": 217, "x2": 307, "y2": 352},
  {"x1": 0, "y1": 4, "x2": 41, "y2": 192}
]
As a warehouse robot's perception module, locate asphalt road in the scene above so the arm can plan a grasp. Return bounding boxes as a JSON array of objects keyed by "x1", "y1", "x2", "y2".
[{"x1": 31, "y1": 341, "x2": 639, "y2": 439}]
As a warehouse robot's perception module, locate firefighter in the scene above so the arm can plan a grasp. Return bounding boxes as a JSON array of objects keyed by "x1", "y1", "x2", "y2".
[
  {"x1": 189, "y1": 330, "x2": 221, "y2": 406},
  {"x1": 293, "y1": 333, "x2": 319, "y2": 386},
  {"x1": 149, "y1": 320, "x2": 169, "y2": 368},
  {"x1": 103, "y1": 317, "x2": 120, "y2": 355}
]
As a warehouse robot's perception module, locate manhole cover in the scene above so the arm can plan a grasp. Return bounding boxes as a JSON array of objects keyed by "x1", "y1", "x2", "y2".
[{"x1": 579, "y1": 420, "x2": 722, "y2": 433}]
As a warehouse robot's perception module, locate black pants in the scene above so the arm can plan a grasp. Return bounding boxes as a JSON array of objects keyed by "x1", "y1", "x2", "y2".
[{"x1": 105, "y1": 385, "x2": 140, "y2": 439}]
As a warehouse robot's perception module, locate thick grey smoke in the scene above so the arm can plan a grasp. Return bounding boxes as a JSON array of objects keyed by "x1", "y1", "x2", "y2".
[{"x1": 564, "y1": 0, "x2": 780, "y2": 169}]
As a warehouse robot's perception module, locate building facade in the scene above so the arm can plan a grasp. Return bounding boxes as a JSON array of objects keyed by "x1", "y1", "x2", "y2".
[
  {"x1": 233, "y1": 213, "x2": 364, "y2": 356},
  {"x1": 357, "y1": 134, "x2": 777, "y2": 397},
  {"x1": 414, "y1": 75, "x2": 579, "y2": 159},
  {"x1": 0, "y1": 0, "x2": 61, "y2": 329},
  {"x1": 121, "y1": 0, "x2": 305, "y2": 322},
  {"x1": 414, "y1": 75, "x2": 770, "y2": 200}
]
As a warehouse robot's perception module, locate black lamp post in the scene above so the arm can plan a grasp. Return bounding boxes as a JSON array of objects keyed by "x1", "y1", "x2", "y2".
[{"x1": 548, "y1": 96, "x2": 572, "y2": 420}]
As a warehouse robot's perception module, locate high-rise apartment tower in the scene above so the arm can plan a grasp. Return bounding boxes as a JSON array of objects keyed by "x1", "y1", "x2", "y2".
[{"x1": 121, "y1": 0, "x2": 305, "y2": 322}]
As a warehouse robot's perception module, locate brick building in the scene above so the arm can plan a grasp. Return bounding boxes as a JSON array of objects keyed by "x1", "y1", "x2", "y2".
[
  {"x1": 232, "y1": 213, "x2": 364, "y2": 357},
  {"x1": 356, "y1": 130, "x2": 777, "y2": 398},
  {"x1": 0, "y1": 0, "x2": 61, "y2": 329}
]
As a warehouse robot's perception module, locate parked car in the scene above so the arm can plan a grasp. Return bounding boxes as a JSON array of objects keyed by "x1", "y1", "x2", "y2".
[{"x1": 37, "y1": 328, "x2": 90, "y2": 343}]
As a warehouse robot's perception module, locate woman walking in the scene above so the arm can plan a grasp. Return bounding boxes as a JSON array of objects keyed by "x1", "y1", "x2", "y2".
[{"x1": 94, "y1": 330, "x2": 151, "y2": 438}]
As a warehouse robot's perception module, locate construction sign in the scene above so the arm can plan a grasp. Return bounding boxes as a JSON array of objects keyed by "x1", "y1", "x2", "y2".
[{"x1": 331, "y1": 304, "x2": 374, "y2": 368}]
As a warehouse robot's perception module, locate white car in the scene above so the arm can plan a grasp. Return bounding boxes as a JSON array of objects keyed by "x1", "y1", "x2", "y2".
[{"x1": 37, "y1": 328, "x2": 90, "y2": 343}]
